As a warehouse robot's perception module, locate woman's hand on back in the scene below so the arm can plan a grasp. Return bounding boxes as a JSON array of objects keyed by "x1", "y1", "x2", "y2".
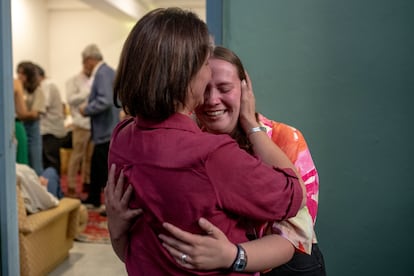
[
  {"x1": 104, "y1": 164, "x2": 142, "y2": 240},
  {"x1": 159, "y1": 218, "x2": 237, "y2": 270}
]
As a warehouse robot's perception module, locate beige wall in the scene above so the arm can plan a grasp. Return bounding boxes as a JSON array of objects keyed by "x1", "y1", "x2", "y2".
[
  {"x1": 11, "y1": 0, "x2": 138, "y2": 103},
  {"x1": 48, "y1": 9, "x2": 133, "y2": 102},
  {"x1": 12, "y1": 0, "x2": 49, "y2": 74},
  {"x1": 11, "y1": 0, "x2": 205, "y2": 103}
]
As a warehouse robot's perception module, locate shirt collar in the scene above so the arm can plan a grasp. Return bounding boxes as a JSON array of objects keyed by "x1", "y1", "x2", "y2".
[
  {"x1": 91, "y1": 61, "x2": 104, "y2": 77},
  {"x1": 136, "y1": 113, "x2": 201, "y2": 133}
]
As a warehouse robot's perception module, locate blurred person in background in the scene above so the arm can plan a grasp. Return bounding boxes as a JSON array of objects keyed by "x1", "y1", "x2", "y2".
[
  {"x1": 17, "y1": 61, "x2": 45, "y2": 175},
  {"x1": 14, "y1": 78, "x2": 30, "y2": 164},
  {"x1": 65, "y1": 64, "x2": 94, "y2": 197},
  {"x1": 36, "y1": 65, "x2": 67, "y2": 176},
  {"x1": 79, "y1": 44, "x2": 119, "y2": 208}
]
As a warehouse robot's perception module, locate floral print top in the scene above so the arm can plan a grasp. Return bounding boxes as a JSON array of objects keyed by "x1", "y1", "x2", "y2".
[{"x1": 258, "y1": 114, "x2": 319, "y2": 254}]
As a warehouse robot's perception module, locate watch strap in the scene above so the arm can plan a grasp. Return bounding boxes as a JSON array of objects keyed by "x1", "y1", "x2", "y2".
[{"x1": 231, "y1": 244, "x2": 248, "y2": 272}]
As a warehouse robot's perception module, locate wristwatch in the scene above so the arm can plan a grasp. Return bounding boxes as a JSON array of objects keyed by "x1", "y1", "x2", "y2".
[
  {"x1": 248, "y1": 126, "x2": 267, "y2": 135},
  {"x1": 232, "y1": 244, "x2": 248, "y2": 272}
]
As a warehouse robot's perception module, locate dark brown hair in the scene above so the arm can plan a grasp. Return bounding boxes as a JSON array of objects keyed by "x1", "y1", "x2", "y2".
[
  {"x1": 16, "y1": 61, "x2": 40, "y2": 93},
  {"x1": 114, "y1": 8, "x2": 211, "y2": 122}
]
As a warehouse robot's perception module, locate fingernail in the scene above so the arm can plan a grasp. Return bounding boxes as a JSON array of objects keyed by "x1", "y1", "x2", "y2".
[{"x1": 241, "y1": 80, "x2": 246, "y2": 86}]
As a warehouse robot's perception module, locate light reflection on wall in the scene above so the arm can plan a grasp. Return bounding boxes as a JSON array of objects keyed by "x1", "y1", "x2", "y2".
[{"x1": 11, "y1": 0, "x2": 49, "y2": 75}]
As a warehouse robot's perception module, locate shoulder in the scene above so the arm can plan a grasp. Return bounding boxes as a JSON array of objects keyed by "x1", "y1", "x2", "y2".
[
  {"x1": 98, "y1": 63, "x2": 115, "y2": 76},
  {"x1": 47, "y1": 81, "x2": 60, "y2": 96},
  {"x1": 113, "y1": 117, "x2": 134, "y2": 135},
  {"x1": 258, "y1": 113, "x2": 306, "y2": 143},
  {"x1": 13, "y1": 79, "x2": 23, "y2": 93},
  {"x1": 49, "y1": 80, "x2": 59, "y2": 90},
  {"x1": 275, "y1": 122, "x2": 306, "y2": 142},
  {"x1": 258, "y1": 114, "x2": 311, "y2": 163},
  {"x1": 34, "y1": 86, "x2": 45, "y2": 98}
]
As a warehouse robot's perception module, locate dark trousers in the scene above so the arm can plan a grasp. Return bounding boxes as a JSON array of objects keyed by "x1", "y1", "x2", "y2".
[
  {"x1": 262, "y1": 243, "x2": 326, "y2": 276},
  {"x1": 42, "y1": 134, "x2": 62, "y2": 175},
  {"x1": 87, "y1": 141, "x2": 110, "y2": 206}
]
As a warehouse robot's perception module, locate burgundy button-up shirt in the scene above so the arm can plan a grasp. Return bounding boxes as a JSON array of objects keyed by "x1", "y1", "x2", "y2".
[{"x1": 108, "y1": 113, "x2": 302, "y2": 275}]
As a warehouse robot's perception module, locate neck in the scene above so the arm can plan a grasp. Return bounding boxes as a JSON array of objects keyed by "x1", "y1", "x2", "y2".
[{"x1": 177, "y1": 109, "x2": 194, "y2": 117}]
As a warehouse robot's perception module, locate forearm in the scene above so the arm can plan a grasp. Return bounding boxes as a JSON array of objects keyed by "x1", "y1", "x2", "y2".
[
  {"x1": 217, "y1": 234, "x2": 295, "y2": 272},
  {"x1": 249, "y1": 131, "x2": 306, "y2": 207},
  {"x1": 109, "y1": 232, "x2": 128, "y2": 262},
  {"x1": 105, "y1": 166, "x2": 142, "y2": 263},
  {"x1": 84, "y1": 98, "x2": 110, "y2": 116},
  {"x1": 249, "y1": 131, "x2": 296, "y2": 171},
  {"x1": 18, "y1": 110, "x2": 40, "y2": 121},
  {"x1": 240, "y1": 234, "x2": 294, "y2": 272},
  {"x1": 160, "y1": 219, "x2": 295, "y2": 273},
  {"x1": 15, "y1": 104, "x2": 29, "y2": 120}
]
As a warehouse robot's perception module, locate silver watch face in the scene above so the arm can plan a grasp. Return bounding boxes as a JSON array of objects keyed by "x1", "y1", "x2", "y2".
[
  {"x1": 233, "y1": 245, "x2": 247, "y2": 271},
  {"x1": 234, "y1": 259, "x2": 247, "y2": 271}
]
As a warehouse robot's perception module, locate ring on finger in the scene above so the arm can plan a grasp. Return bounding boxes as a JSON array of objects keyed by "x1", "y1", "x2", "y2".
[{"x1": 181, "y1": 253, "x2": 188, "y2": 264}]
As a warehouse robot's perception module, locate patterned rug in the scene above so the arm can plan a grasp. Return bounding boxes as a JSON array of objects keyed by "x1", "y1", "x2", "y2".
[
  {"x1": 75, "y1": 209, "x2": 110, "y2": 244},
  {"x1": 60, "y1": 170, "x2": 109, "y2": 244}
]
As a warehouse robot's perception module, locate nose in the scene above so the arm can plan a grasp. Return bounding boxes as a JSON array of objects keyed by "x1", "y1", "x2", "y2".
[{"x1": 204, "y1": 87, "x2": 221, "y2": 106}]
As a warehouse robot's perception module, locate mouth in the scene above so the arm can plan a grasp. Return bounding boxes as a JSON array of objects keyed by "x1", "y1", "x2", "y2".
[{"x1": 204, "y1": 110, "x2": 225, "y2": 117}]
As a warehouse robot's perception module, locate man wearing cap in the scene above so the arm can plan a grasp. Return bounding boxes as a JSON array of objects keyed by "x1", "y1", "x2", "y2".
[{"x1": 79, "y1": 44, "x2": 119, "y2": 208}]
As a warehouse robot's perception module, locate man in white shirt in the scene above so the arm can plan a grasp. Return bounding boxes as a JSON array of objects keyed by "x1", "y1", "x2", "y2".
[{"x1": 65, "y1": 66, "x2": 94, "y2": 197}]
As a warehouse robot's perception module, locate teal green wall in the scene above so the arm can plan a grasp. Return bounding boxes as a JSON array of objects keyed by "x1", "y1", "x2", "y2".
[{"x1": 222, "y1": 0, "x2": 414, "y2": 275}]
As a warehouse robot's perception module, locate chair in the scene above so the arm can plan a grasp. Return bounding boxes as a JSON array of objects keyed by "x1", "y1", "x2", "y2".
[{"x1": 17, "y1": 182, "x2": 81, "y2": 276}]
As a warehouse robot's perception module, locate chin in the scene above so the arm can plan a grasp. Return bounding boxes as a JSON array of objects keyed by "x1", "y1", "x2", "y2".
[{"x1": 207, "y1": 124, "x2": 230, "y2": 135}]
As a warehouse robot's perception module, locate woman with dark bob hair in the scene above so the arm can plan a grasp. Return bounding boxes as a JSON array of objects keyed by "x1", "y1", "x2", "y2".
[{"x1": 108, "y1": 8, "x2": 306, "y2": 275}]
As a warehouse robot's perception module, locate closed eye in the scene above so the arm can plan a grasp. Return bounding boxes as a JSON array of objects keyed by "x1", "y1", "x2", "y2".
[{"x1": 218, "y1": 85, "x2": 233, "y2": 93}]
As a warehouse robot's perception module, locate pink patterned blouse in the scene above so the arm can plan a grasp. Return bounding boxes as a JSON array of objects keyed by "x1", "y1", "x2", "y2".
[{"x1": 258, "y1": 114, "x2": 320, "y2": 254}]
